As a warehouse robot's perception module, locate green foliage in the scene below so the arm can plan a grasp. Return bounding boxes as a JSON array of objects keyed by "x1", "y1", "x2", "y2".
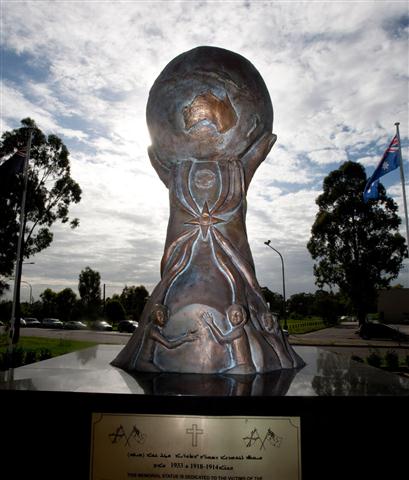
[
  {"x1": 367, "y1": 351, "x2": 382, "y2": 368},
  {"x1": 40, "y1": 288, "x2": 58, "y2": 317},
  {"x1": 287, "y1": 292, "x2": 315, "y2": 317},
  {"x1": 261, "y1": 287, "x2": 284, "y2": 314},
  {"x1": 120, "y1": 285, "x2": 149, "y2": 320},
  {"x1": 0, "y1": 118, "x2": 82, "y2": 295},
  {"x1": 55, "y1": 288, "x2": 77, "y2": 322},
  {"x1": 281, "y1": 316, "x2": 325, "y2": 334},
  {"x1": 0, "y1": 300, "x2": 12, "y2": 321},
  {"x1": 38, "y1": 348, "x2": 52, "y2": 361},
  {"x1": 0, "y1": 336, "x2": 97, "y2": 370},
  {"x1": 313, "y1": 290, "x2": 343, "y2": 326},
  {"x1": 39, "y1": 287, "x2": 78, "y2": 321},
  {"x1": 105, "y1": 299, "x2": 126, "y2": 324},
  {"x1": 284, "y1": 290, "x2": 347, "y2": 324},
  {"x1": 385, "y1": 350, "x2": 399, "y2": 370},
  {"x1": 24, "y1": 349, "x2": 37, "y2": 365},
  {"x1": 78, "y1": 266, "x2": 101, "y2": 318},
  {"x1": 307, "y1": 161, "x2": 407, "y2": 323}
]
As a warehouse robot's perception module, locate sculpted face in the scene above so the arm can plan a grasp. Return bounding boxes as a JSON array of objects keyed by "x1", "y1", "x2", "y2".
[
  {"x1": 155, "y1": 309, "x2": 167, "y2": 327},
  {"x1": 228, "y1": 307, "x2": 245, "y2": 326},
  {"x1": 262, "y1": 312, "x2": 274, "y2": 330}
]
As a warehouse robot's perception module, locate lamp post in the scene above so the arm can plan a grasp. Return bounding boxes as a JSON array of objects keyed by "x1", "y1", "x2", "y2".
[
  {"x1": 22, "y1": 263, "x2": 35, "y2": 304},
  {"x1": 103, "y1": 283, "x2": 119, "y2": 315},
  {"x1": 264, "y1": 240, "x2": 287, "y2": 331},
  {"x1": 21, "y1": 281, "x2": 33, "y2": 304},
  {"x1": 9, "y1": 278, "x2": 33, "y2": 304}
]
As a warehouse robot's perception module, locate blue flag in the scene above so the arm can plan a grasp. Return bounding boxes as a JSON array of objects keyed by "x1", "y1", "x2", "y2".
[{"x1": 363, "y1": 135, "x2": 400, "y2": 202}]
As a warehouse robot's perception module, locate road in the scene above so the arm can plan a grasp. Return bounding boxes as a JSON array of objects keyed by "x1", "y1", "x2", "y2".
[
  {"x1": 9, "y1": 323, "x2": 409, "y2": 361},
  {"x1": 17, "y1": 327, "x2": 131, "y2": 344},
  {"x1": 289, "y1": 322, "x2": 409, "y2": 361}
]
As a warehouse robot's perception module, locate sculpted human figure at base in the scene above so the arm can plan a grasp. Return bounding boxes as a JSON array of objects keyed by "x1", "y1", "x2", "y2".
[
  {"x1": 112, "y1": 46, "x2": 305, "y2": 374},
  {"x1": 260, "y1": 312, "x2": 304, "y2": 369},
  {"x1": 132, "y1": 304, "x2": 197, "y2": 372},
  {"x1": 201, "y1": 305, "x2": 256, "y2": 374}
]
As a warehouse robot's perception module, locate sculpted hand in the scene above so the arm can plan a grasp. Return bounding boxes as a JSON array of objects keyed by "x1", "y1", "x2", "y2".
[
  {"x1": 201, "y1": 311, "x2": 213, "y2": 325},
  {"x1": 186, "y1": 331, "x2": 199, "y2": 342},
  {"x1": 240, "y1": 131, "x2": 277, "y2": 189},
  {"x1": 242, "y1": 130, "x2": 277, "y2": 163}
]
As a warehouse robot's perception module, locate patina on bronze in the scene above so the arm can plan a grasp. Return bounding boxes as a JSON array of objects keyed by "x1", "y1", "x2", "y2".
[{"x1": 112, "y1": 46, "x2": 304, "y2": 374}]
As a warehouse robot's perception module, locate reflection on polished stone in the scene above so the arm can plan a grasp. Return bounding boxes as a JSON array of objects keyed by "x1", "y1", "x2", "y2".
[
  {"x1": 0, "y1": 345, "x2": 408, "y2": 396},
  {"x1": 127, "y1": 368, "x2": 299, "y2": 396},
  {"x1": 311, "y1": 349, "x2": 408, "y2": 396}
]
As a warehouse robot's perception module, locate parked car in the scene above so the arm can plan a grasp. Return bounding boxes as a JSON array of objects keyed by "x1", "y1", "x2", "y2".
[
  {"x1": 92, "y1": 320, "x2": 113, "y2": 331},
  {"x1": 63, "y1": 321, "x2": 88, "y2": 330},
  {"x1": 358, "y1": 321, "x2": 409, "y2": 341},
  {"x1": 41, "y1": 318, "x2": 64, "y2": 329},
  {"x1": 24, "y1": 317, "x2": 41, "y2": 328},
  {"x1": 118, "y1": 320, "x2": 138, "y2": 333}
]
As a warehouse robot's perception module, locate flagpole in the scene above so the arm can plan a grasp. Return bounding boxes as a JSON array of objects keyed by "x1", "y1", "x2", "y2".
[
  {"x1": 395, "y1": 122, "x2": 409, "y2": 256},
  {"x1": 7, "y1": 129, "x2": 33, "y2": 365}
]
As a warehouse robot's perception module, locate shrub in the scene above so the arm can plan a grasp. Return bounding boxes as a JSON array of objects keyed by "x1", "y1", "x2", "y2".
[
  {"x1": 38, "y1": 348, "x2": 52, "y2": 361},
  {"x1": 351, "y1": 355, "x2": 364, "y2": 363},
  {"x1": 367, "y1": 352, "x2": 382, "y2": 368},
  {"x1": 0, "y1": 352, "x2": 7, "y2": 370},
  {"x1": 24, "y1": 349, "x2": 37, "y2": 365},
  {"x1": 385, "y1": 350, "x2": 399, "y2": 370}
]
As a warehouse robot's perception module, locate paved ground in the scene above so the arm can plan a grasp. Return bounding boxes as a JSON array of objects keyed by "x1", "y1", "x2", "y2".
[
  {"x1": 289, "y1": 322, "x2": 409, "y2": 361},
  {"x1": 11, "y1": 326, "x2": 131, "y2": 345},
  {"x1": 8, "y1": 322, "x2": 409, "y2": 361},
  {"x1": 289, "y1": 321, "x2": 409, "y2": 347}
]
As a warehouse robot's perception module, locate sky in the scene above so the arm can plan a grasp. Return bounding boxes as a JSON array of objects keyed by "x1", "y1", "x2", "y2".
[{"x1": 1, "y1": 0, "x2": 408, "y2": 303}]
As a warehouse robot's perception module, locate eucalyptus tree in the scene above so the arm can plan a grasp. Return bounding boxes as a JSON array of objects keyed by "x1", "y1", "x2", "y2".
[
  {"x1": 307, "y1": 161, "x2": 406, "y2": 324},
  {"x1": 0, "y1": 118, "x2": 82, "y2": 295}
]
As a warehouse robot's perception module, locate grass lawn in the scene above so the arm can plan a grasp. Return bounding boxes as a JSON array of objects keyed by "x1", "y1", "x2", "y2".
[
  {"x1": 281, "y1": 316, "x2": 327, "y2": 334},
  {"x1": 1, "y1": 336, "x2": 97, "y2": 355},
  {"x1": 0, "y1": 335, "x2": 98, "y2": 369}
]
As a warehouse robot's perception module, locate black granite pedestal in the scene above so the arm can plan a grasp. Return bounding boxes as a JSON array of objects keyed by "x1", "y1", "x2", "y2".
[{"x1": 1, "y1": 345, "x2": 408, "y2": 479}]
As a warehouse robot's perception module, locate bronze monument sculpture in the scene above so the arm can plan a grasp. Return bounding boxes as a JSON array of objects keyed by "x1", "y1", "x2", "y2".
[{"x1": 112, "y1": 46, "x2": 304, "y2": 374}]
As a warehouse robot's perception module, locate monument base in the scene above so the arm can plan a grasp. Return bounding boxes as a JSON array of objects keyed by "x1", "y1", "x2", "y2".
[{"x1": 1, "y1": 345, "x2": 407, "y2": 479}]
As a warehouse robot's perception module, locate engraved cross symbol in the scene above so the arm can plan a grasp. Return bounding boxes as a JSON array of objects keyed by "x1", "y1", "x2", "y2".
[{"x1": 186, "y1": 424, "x2": 204, "y2": 447}]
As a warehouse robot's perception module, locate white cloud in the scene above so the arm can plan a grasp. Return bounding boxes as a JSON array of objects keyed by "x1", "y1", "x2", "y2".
[
  {"x1": 1, "y1": 1, "x2": 408, "y2": 298},
  {"x1": 360, "y1": 156, "x2": 380, "y2": 167},
  {"x1": 1, "y1": 81, "x2": 88, "y2": 140},
  {"x1": 308, "y1": 148, "x2": 348, "y2": 165}
]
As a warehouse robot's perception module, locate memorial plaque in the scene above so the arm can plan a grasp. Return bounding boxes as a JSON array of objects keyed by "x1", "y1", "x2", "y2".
[{"x1": 90, "y1": 413, "x2": 301, "y2": 480}]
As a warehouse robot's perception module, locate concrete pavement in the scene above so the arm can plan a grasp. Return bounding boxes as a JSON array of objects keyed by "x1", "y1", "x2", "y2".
[
  {"x1": 14, "y1": 326, "x2": 131, "y2": 344},
  {"x1": 289, "y1": 322, "x2": 409, "y2": 348},
  {"x1": 289, "y1": 322, "x2": 409, "y2": 362},
  {"x1": 11, "y1": 322, "x2": 409, "y2": 361}
]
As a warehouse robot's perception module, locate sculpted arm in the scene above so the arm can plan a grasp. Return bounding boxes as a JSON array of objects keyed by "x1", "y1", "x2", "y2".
[
  {"x1": 149, "y1": 326, "x2": 195, "y2": 349},
  {"x1": 202, "y1": 312, "x2": 243, "y2": 343},
  {"x1": 240, "y1": 131, "x2": 277, "y2": 190},
  {"x1": 148, "y1": 146, "x2": 170, "y2": 188}
]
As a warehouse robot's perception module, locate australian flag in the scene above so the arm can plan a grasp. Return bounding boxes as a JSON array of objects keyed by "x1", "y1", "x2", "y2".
[
  {"x1": 363, "y1": 135, "x2": 400, "y2": 202},
  {"x1": 0, "y1": 148, "x2": 27, "y2": 190}
]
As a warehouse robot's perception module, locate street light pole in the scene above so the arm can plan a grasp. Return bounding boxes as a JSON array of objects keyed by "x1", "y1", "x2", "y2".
[
  {"x1": 21, "y1": 281, "x2": 33, "y2": 304},
  {"x1": 9, "y1": 278, "x2": 33, "y2": 305},
  {"x1": 264, "y1": 240, "x2": 288, "y2": 331}
]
